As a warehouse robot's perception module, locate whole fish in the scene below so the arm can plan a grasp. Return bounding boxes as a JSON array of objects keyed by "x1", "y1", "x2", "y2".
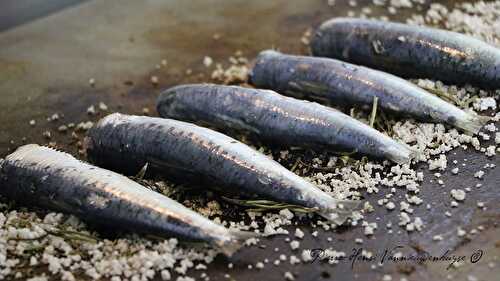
[
  {"x1": 85, "y1": 113, "x2": 358, "y2": 224},
  {"x1": 310, "y1": 17, "x2": 500, "y2": 89},
  {"x1": 0, "y1": 144, "x2": 254, "y2": 256},
  {"x1": 157, "y1": 83, "x2": 414, "y2": 164},
  {"x1": 250, "y1": 50, "x2": 489, "y2": 134}
]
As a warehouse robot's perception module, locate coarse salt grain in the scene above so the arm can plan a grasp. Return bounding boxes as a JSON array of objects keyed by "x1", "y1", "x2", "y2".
[
  {"x1": 451, "y1": 189, "x2": 466, "y2": 201},
  {"x1": 290, "y1": 240, "x2": 300, "y2": 250}
]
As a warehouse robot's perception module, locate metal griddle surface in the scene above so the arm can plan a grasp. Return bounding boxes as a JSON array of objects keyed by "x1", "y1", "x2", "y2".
[{"x1": 0, "y1": 1, "x2": 498, "y2": 280}]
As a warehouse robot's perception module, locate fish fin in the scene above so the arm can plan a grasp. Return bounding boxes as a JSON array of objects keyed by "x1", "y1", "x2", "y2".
[
  {"x1": 134, "y1": 163, "x2": 149, "y2": 180},
  {"x1": 216, "y1": 230, "x2": 260, "y2": 257},
  {"x1": 318, "y1": 199, "x2": 360, "y2": 225},
  {"x1": 454, "y1": 113, "x2": 491, "y2": 135}
]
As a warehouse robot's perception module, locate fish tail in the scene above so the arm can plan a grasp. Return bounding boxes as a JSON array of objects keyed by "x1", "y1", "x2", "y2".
[
  {"x1": 216, "y1": 230, "x2": 260, "y2": 257},
  {"x1": 382, "y1": 142, "x2": 414, "y2": 164},
  {"x1": 454, "y1": 113, "x2": 491, "y2": 135},
  {"x1": 318, "y1": 199, "x2": 360, "y2": 225}
]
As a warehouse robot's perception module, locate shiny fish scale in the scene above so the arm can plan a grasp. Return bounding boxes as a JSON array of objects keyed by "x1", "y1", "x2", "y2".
[
  {"x1": 0, "y1": 144, "x2": 248, "y2": 255},
  {"x1": 157, "y1": 84, "x2": 413, "y2": 164},
  {"x1": 86, "y1": 113, "x2": 356, "y2": 224},
  {"x1": 250, "y1": 50, "x2": 488, "y2": 134},
  {"x1": 311, "y1": 17, "x2": 500, "y2": 89}
]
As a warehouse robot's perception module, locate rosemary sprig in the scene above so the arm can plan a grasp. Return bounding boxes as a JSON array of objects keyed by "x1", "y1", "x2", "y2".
[
  {"x1": 420, "y1": 86, "x2": 461, "y2": 105},
  {"x1": 43, "y1": 227, "x2": 98, "y2": 243},
  {"x1": 296, "y1": 158, "x2": 336, "y2": 172},
  {"x1": 7, "y1": 222, "x2": 99, "y2": 245},
  {"x1": 369, "y1": 96, "x2": 379, "y2": 128},
  {"x1": 420, "y1": 85, "x2": 480, "y2": 110},
  {"x1": 221, "y1": 197, "x2": 318, "y2": 213},
  {"x1": 290, "y1": 157, "x2": 301, "y2": 173},
  {"x1": 373, "y1": 109, "x2": 394, "y2": 137},
  {"x1": 23, "y1": 243, "x2": 46, "y2": 253}
]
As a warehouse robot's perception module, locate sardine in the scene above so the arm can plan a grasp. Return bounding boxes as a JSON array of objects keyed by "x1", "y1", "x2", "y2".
[
  {"x1": 85, "y1": 113, "x2": 358, "y2": 224},
  {"x1": 157, "y1": 83, "x2": 413, "y2": 164},
  {"x1": 0, "y1": 144, "x2": 254, "y2": 256},
  {"x1": 250, "y1": 50, "x2": 489, "y2": 134},
  {"x1": 310, "y1": 17, "x2": 500, "y2": 89}
]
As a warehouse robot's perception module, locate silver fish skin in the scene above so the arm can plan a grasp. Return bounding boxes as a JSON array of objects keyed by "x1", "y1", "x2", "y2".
[
  {"x1": 86, "y1": 113, "x2": 358, "y2": 224},
  {"x1": 250, "y1": 50, "x2": 489, "y2": 134},
  {"x1": 311, "y1": 17, "x2": 500, "y2": 89},
  {"x1": 157, "y1": 83, "x2": 413, "y2": 164},
  {"x1": 0, "y1": 144, "x2": 253, "y2": 256}
]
